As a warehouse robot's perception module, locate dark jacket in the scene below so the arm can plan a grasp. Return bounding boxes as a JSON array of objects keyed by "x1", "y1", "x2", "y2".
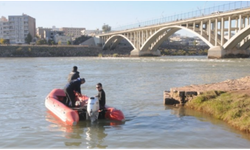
[
  {"x1": 65, "y1": 78, "x2": 82, "y2": 94},
  {"x1": 96, "y1": 89, "x2": 106, "y2": 110},
  {"x1": 67, "y1": 71, "x2": 80, "y2": 83}
]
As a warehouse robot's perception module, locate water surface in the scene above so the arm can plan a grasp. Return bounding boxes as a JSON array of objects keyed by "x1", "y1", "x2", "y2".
[{"x1": 0, "y1": 56, "x2": 250, "y2": 148}]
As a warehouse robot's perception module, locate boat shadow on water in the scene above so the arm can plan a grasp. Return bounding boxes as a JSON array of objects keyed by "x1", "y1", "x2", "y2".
[{"x1": 45, "y1": 110, "x2": 125, "y2": 148}]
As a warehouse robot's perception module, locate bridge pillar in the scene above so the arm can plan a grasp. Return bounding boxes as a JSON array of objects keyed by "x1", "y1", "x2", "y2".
[
  {"x1": 207, "y1": 46, "x2": 225, "y2": 59},
  {"x1": 208, "y1": 46, "x2": 250, "y2": 58},
  {"x1": 130, "y1": 49, "x2": 161, "y2": 56}
]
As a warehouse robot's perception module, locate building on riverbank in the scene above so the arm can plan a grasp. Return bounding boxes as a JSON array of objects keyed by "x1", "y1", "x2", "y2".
[
  {"x1": 0, "y1": 14, "x2": 36, "y2": 44},
  {"x1": 0, "y1": 17, "x2": 9, "y2": 41},
  {"x1": 8, "y1": 14, "x2": 36, "y2": 44}
]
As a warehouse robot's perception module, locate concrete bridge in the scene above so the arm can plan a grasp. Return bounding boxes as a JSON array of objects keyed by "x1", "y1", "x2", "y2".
[{"x1": 99, "y1": 2, "x2": 250, "y2": 58}]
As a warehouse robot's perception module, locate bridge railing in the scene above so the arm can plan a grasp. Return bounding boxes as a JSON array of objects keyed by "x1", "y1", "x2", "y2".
[{"x1": 109, "y1": 1, "x2": 250, "y2": 32}]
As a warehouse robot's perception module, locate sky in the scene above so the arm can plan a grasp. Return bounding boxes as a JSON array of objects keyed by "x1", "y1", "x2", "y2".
[{"x1": 0, "y1": 0, "x2": 241, "y2": 36}]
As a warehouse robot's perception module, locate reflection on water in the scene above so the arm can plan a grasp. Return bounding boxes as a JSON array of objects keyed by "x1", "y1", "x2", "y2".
[
  {"x1": 85, "y1": 124, "x2": 107, "y2": 148},
  {"x1": 45, "y1": 110, "x2": 124, "y2": 148},
  {"x1": 165, "y1": 105, "x2": 250, "y2": 142}
]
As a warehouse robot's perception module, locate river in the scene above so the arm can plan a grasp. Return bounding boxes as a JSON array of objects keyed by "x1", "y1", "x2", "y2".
[{"x1": 0, "y1": 56, "x2": 250, "y2": 148}]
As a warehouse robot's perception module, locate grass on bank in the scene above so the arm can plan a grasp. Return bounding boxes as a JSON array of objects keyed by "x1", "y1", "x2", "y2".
[{"x1": 185, "y1": 90, "x2": 250, "y2": 132}]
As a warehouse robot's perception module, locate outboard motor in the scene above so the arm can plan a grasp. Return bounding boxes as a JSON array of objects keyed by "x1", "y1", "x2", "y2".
[{"x1": 87, "y1": 97, "x2": 99, "y2": 122}]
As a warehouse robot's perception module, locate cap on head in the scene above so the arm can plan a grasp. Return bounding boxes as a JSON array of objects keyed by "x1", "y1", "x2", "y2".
[{"x1": 73, "y1": 66, "x2": 78, "y2": 71}]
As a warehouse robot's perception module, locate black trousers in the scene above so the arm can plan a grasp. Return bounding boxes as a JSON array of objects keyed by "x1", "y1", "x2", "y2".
[
  {"x1": 64, "y1": 89, "x2": 76, "y2": 107},
  {"x1": 98, "y1": 109, "x2": 106, "y2": 119}
]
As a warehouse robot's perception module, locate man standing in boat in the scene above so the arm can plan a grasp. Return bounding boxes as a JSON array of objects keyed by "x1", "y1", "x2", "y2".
[
  {"x1": 64, "y1": 78, "x2": 85, "y2": 107},
  {"x1": 96, "y1": 83, "x2": 106, "y2": 119},
  {"x1": 67, "y1": 66, "x2": 80, "y2": 83}
]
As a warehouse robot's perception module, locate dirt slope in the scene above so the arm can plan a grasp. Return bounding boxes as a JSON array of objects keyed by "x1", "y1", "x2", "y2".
[{"x1": 172, "y1": 76, "x2": 250, "y2": 96}]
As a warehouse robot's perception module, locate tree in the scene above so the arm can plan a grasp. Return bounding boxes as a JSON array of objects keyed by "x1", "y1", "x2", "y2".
[
  {"x1": 102, "y1": 24, "x2": 111, "y2": 33},
  {"x1": 0, "y1": 38, "x2": 6, "y2": 44},
  {"x1": 48, "y1": 39, "x2": 54, "y2": 45},
  {"x1": 25, "y1": 33, "x2": 33, "y2": 44},
  {"x1": 0, "y1": 38, "x2": 9, "y2": 44},
  {"x1": 36, "y1": 39, "x2": 47, "y2": 45},
  {"x1": 73, "y1": 35, "x2": 91, "y2": 45},
  {"x1": 67, "y1": 41, "x2": 71, "y2": 45}
]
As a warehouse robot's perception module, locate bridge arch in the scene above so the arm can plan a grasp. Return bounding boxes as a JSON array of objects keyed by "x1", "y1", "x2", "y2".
[
  {"x1": 223, "y1": 25, "x2": 250, "y2": 50},
  {"x1": 240, "y1": 39, "x2": 250, "y2": 50},
  {"x1": 102, "y1": 34, "x2": 136, "y2": 50},
  {"x1": 140, "y1": 25, "x2": 214, "y2": 52},
  {"x1": 99, "y1": 8, "x2": 250, "y2": 58}
]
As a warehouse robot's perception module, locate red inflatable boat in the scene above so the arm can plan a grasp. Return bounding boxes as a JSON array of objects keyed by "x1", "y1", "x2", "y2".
[{"x1": 45, "y1": 89, "x2": 125, "y2": 125}]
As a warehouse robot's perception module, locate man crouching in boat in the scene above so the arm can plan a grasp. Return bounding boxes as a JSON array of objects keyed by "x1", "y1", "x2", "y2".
[{"x1": 64, "y1": 78, "x2": 85, "y2": 107}]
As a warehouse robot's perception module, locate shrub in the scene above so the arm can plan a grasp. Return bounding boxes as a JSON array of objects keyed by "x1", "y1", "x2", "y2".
[
  {"x1": 113, "y1": 53, "x2": 119, "y2": 57},
  {"x1": 98, "y1": 53, "x2": 103, "y2": 57}
]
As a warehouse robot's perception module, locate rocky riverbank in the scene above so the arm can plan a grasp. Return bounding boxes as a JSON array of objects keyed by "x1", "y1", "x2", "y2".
[
  {"x1": 0, "y1": 45, "x2": 132, "y2": 57},
  {"x1": 172, "y1": 75, "x2": 250, "y2": 95},
  {"x1": 164, "y1": 76, "x2": 250, "y2": 104},
  {"x1": 164, "y1": 76, "x2": 250, "y2": 132}
]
